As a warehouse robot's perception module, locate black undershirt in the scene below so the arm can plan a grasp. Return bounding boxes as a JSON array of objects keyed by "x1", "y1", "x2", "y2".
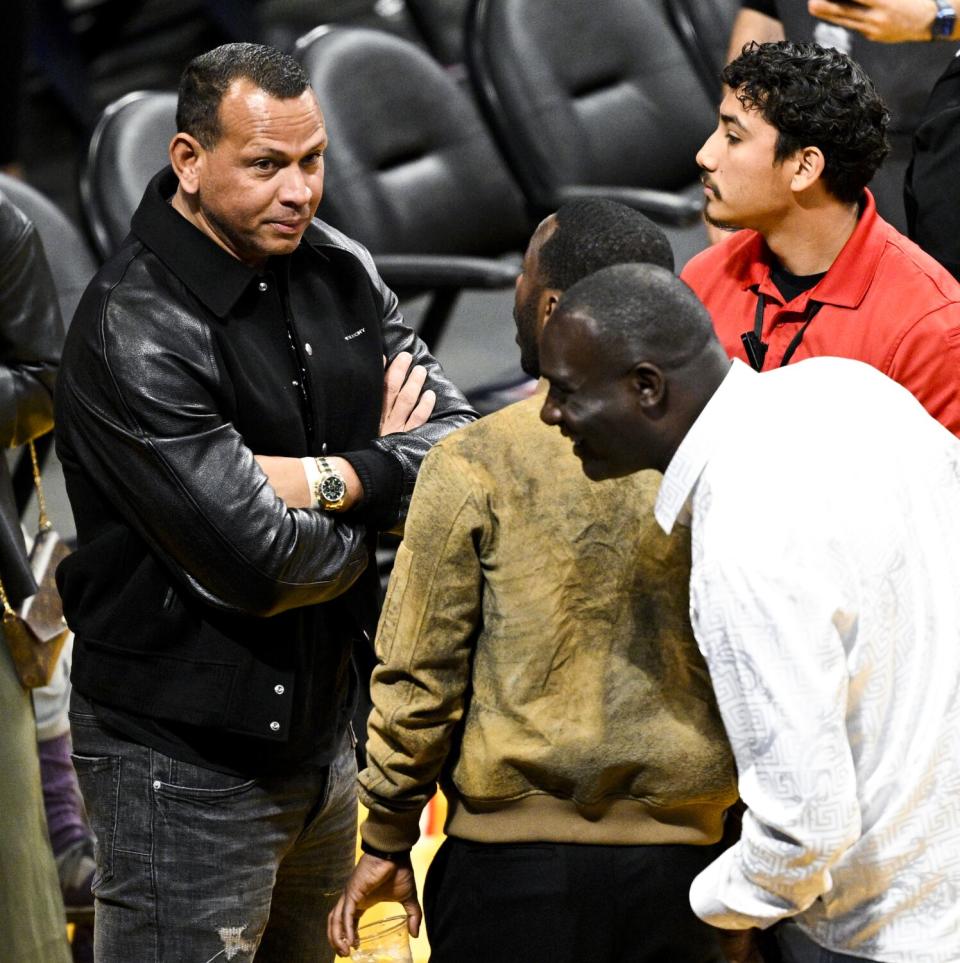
[{"x1": 770, "y1": 260, "x2": 826, "y2": 303}]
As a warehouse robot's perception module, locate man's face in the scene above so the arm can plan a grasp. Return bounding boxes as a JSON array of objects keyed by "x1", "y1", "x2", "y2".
[
  {"x1": 538, "y1": 310, "x2": 652, "y2": 480},
  {"x1": 190, "y1": 79, "x2": 327, "y2": 267},
  {"x1": 513, "y1": 216, "x2": 557, "y2": 378},
  {"x1": 696, "y1": 88, "x2": 795, "y2": 233}
]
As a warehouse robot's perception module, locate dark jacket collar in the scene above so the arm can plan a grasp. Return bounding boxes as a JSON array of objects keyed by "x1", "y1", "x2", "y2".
[{"x1": 131, "y1": 167, "x2": 264, "y2": 318}]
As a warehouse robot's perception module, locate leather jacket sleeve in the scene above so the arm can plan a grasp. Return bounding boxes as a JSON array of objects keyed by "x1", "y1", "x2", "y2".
[
  {"x1": 0, "y1": 191, "x2": 63, "y2": 447},
  {"x1": 0, "y1": 190, "x2": 64, "y2": 604},
  {"x1": 313, "y1": 227, "x2": 478, "y2": 532},
  {"x1": 56, "y1": 257, "x2": 369, "y2": 619}
]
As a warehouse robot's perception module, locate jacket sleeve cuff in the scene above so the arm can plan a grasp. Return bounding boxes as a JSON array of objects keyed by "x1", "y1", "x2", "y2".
[
  {"x1": 341, "y1": 447, "x2": 403, "y2": 528},
  {"x1": 360, "y1": 805, "x2": 424, "y2": 853}
]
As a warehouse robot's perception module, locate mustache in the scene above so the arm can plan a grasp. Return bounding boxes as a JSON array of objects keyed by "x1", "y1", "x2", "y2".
[{"x1": 699, "y1": 172, "x2": 721, "y2": 199}]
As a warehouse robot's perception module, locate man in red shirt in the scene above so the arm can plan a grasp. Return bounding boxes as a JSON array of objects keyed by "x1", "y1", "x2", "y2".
[{"x1": 682, "y1": 41, "x2": 960, "y2": 436}]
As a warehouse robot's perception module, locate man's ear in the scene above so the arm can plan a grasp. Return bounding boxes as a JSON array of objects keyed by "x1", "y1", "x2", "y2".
[
  {"x1": 790, "y1": 145, "x2": 826, "y2": 193},
  {"x1": 540, "y1": 288, "x2": 561, "y2": 324},
  {"x1": 169, "y1": 132, "x2": 204, "y2": 196},
  {"x1": 630, "y1": 361, "x2": 666, "y2": 409}
]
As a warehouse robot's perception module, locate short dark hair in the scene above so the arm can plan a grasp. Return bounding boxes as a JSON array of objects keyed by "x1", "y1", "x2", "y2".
[
  {"x1": 722, "y1": 41, "x2": 889, "y2": 203},
  {"x1": 539, "y1": 199, "x2": 674, "y2": 290},
  {"x1": 557, "y1": 263, "x2": 716, "y2": 369},
  {"x1": 177, "y1": 42, "x2": 311, "y2": 148}
]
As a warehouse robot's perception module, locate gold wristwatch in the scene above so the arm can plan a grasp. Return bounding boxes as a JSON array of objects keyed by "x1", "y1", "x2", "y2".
[{"x1": 314, "y1": 456, "x2": 347, "y2": 511}]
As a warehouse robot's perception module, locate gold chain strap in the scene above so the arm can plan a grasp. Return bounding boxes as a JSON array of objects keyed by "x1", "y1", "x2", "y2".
[
  {"x1": 0, "y1": 567, "x2": 14, "y2": 617},
  {"x1": 0, "y1": 438, "x2": 51, "y2": 616},
  {"x1": 28, "y1": 440, "x2": 51, "y2": 533}
]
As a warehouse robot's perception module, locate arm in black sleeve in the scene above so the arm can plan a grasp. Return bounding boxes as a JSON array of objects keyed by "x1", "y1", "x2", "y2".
[{"x1": 0, "y1": 192, "x2": 64, "y2": 446}]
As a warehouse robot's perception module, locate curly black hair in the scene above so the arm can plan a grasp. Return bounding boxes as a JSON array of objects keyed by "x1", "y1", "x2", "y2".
[{"x1": 722, "y1": 41, "x2": 890, "y2": 204}]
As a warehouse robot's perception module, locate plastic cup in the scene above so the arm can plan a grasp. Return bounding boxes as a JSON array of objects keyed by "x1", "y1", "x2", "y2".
[{"x1": 349, "y1": 914, "x2": 413, "y2": 963}]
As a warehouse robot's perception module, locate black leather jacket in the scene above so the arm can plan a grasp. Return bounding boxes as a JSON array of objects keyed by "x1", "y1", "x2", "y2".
[
  {"x1": 0, "y1": 190, "x2": 63, "y2": 606},
  {"x1": 55, "y1": 171, "x2": 476, "y2": 770}
]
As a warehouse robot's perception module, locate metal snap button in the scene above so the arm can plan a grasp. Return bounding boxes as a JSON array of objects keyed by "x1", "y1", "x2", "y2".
[
  {"x1": 274, "y1": 684, "x2": 285, "y2": 695},
  {"x1": 270, "y1": 721, "x2": 280, "y2": 731}
]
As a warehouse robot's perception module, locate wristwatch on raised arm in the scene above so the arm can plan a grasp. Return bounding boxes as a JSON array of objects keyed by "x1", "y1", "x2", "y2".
[
  {"x1": 314, "y1": 456, "x2": 347, "y2": 511},
  {"x1": 932, "y1": 0, "x2": 956, "y2": 38}
]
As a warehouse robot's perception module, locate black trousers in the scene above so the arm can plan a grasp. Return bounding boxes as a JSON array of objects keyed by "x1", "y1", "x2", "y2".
[{"x1": 423, "y1": 836, "x2": 727, "y2": 963}]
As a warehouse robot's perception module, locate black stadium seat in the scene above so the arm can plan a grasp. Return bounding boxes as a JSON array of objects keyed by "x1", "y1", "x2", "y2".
[
  {"x1": 297, "y1": 24, "x2": 532, "y2": 353},
  {"x1": 81, "y1": 90, "x2": 178, "y2": 260},
  {"x1": 664, "y1": 0, "x2": 742, "y2": 100},
  {"x1": 465, "y1": 0, "x2": 715, "y2": 268},
  {"x1": 405, "y1": 0, "x2": 470, "y2": 67},
  {"x1": 0, "y1": 175, "x2": 97, "y2": 324}
]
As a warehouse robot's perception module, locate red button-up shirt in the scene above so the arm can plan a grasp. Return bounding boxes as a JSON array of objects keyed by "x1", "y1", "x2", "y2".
[{"x1": 681, "y1": 191, "x2": 960, "y2": 436}]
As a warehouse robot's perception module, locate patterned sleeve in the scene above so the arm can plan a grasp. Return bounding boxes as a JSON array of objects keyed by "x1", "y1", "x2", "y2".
[{"x1": 687, "y1": 533, "x2": 861, "y2": 928}]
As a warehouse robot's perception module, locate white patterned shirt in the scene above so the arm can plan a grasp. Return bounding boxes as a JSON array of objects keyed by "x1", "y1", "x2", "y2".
[{"x1": 656, "y1": 358, "x2": 960, "y2": 962}]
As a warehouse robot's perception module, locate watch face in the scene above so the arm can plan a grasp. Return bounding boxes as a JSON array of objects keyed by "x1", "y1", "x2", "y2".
[{"x1": 320, "y1": 474, "x2": 347, "y2": 503}]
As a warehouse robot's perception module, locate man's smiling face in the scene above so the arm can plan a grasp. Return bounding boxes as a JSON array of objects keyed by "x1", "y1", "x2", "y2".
[{"x1": 537, "y1": 310, "x2": 655, "y2": 481}]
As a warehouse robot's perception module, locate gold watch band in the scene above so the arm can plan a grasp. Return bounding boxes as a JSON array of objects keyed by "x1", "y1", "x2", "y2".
[{"x1": 315, "y1": 456, "x2": 347, "y2": 510}]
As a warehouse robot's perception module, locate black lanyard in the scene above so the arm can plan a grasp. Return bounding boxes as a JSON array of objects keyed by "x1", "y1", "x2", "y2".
[{"x1": 740, "y1": 292, "x2": 824, "y2": 372}]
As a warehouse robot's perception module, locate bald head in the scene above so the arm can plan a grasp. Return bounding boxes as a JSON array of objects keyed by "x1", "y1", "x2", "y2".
[
  {"x1": 553, "y1": 263, "x2": 716, "y2": 370},
  {"x1": 539, "y1": 263, "x2": 730, "y2": 477}
]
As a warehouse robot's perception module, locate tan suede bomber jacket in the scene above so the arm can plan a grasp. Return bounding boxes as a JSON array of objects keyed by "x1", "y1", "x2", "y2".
[{"x1": 359, "y1": 391, "x2": 737, "y2": 853}]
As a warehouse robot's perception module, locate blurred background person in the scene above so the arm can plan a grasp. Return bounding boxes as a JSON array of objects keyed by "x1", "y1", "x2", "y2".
[{"x1": 0, "y1": 187, "x2": 70, "y2": 963}]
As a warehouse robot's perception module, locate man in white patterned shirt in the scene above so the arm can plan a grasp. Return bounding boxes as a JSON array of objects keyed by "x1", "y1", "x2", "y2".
[{"x1": 538, "y1": 262, "x2": 960, "y2": 963}]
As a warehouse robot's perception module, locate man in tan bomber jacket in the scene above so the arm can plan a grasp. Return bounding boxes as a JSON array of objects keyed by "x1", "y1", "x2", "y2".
[{"x1": 328, "y1": 200, "x2": 739, "y2": 963}]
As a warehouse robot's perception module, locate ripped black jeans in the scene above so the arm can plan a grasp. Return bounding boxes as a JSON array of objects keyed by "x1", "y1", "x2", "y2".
[{"x1": 69, "y1": 693, "x2": 357, "y2": 963}]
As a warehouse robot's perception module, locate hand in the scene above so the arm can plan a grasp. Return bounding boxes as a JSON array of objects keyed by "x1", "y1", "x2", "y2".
[
  {"x1": 327, "y1": 854, "x2": 422, "y2": 957},
  {"x1": 380, "y1": 352, "x2": 436, "y2": 436},
  {"x1": 717, "y1": 927, "x2": 767, "y2": 963},
  {"x1": 807, "y1": 0, "x2": 938, "y2": 42}
]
